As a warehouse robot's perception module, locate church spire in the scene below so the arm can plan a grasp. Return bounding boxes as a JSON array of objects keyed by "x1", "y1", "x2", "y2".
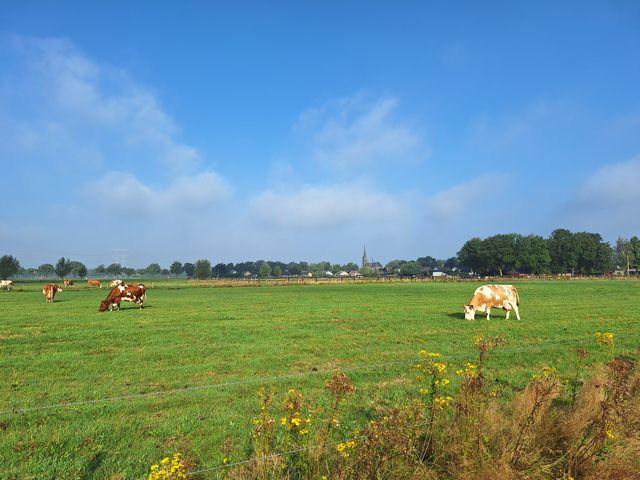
[{"x1": 362, "y1": 244, "x2": 368, "y2": 268}]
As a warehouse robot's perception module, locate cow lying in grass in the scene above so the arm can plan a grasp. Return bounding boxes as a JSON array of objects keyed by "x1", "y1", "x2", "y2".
[
  {"x1": 463, "y1": 284, "x2": 520, "y2": 320},
  {"x1": 99, "y1": 283, "x2": 146, "y2": 311}
]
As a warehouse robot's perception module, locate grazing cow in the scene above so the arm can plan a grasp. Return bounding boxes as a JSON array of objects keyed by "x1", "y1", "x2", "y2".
[
  {"x1": 63, "y1": 279, "x2": 74, "y2": 287},
  {"x1": 110, "y1": 279, "x2": 123, "y2": 287},
  {"x1": 1, "y1": 280, "x2": 15, "y2": 290},
  {"x1": 463, "y1": 284, "x2": 520, "y2": 320},
  {"x1": 99, "y1": 283, "x2": 146, "y2": 312},
  {"x1": 87, "y1": 279, "x2": 102, "y2": 288},
  {"x1": 43, "y1": 284, "x2": 62, "y2": 303}
]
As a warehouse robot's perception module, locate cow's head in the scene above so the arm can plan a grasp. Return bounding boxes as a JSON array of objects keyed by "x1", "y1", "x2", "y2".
[
  {"x1": 98, "y1": 301, "x2": 109, "y2": 312},
  {"x1": 55, "y1": 285, "x2": 62, "y2": 293},
  {"x1": 463, "y1": 305, "x2": 475, "y2": 320}
]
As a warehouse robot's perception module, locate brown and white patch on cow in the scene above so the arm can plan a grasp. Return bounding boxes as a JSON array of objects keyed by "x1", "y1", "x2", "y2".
[
  {"x1": 464, "y1": 284, "x2": 520, "y2": 321},
  {"x1": 42, "y1": 284, "x2": 62, "y2": 303}
]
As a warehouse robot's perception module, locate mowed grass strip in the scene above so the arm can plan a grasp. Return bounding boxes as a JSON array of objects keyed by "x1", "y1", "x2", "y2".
[{"x1": 1, "y1": 279, "x2": 639, "y2": 479}]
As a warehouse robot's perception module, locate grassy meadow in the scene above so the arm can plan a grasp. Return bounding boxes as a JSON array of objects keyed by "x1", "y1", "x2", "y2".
[{"x1": 1, "y1": 278, "x2": 639, "y2": 479}]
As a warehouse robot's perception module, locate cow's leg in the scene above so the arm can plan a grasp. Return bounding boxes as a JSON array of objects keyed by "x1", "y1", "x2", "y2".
[
  {"x1": 505, "y1": 309, "x2": 510, "y2": 320},
  {"x1": 486, "y1": 307, "x2": 491, "y2": 320},
  {"x1": 512, "y1": 303, "x2": 521, "y2": 320}
]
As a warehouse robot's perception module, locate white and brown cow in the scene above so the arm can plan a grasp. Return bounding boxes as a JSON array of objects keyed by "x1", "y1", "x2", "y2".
[
  {"x1": 463, "y1": 284, "x2": 520, "y2": 320},
  {"x1": 110, "y1": 279, "x2": 123, "y2": 287},
  {"x1": 1, "y1": 280, "x2": 15, "y2": 290},
  {"x1": 87, "y1": 279, "x2": 102, "y2": 288},
  {"x1": 43, "y1": 284, "x2": 62, "y2": 303},
  {"x1": 99, "y1": 283, "x2": 146, "y2": 312},
  {"x1": 63, "y1": 279, "x2": 74, "y2": 287}
]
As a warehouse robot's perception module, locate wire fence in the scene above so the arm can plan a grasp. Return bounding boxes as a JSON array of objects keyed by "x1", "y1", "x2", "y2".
[{"x1": 3, "y1": 333, "x2": 638, "y2": 416}]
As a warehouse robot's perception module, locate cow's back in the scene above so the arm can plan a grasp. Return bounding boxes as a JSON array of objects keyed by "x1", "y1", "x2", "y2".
[{"x1": 471, "y1": 285, "x2": 517, "y2": 308}]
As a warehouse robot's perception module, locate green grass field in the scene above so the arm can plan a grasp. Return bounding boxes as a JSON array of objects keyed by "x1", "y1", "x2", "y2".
[{"x1": 1, "y1": 279, "x2": 639, "y2": 479}]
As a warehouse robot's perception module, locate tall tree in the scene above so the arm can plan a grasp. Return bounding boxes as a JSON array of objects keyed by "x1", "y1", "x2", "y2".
[
  {"x1": 69, "y1": 261, "x2": 87, "y2": 278},
  {"x1": 194, "y1": 259, "x2": 211, "y2": 279},
  {"x1": 183, "y1": 262, "x2": 195, "y2": 278},
  {"x1": 630, "y1": 236, "x2": 640, "y2": 274},
  {"x1": 548, "y1": 229, "x2": 577, "y2": 274},
  {"x1": 485, "y1": 233, "x2": 519, "y2": 275},
  {"x1": 212, "y1": 263, "x2": 227, "y2": 277},
  {"x1": 38, "y1": 263, "x2": 55, "y2": 276},
  {"x1": 399, "y1": 261, "x2": 421, "y2": 276},
  {"x1": 572, "y1": 232, "x2": 612, "y2": 274},
  {"x1": 0, "y1": 255, "x2": 20, "y2": 279},
  {"x1": 145, "y1": 263, "x2": 161, "y2": 275},
  {"x1": 258, "y1": 262, "x2": 271, "y2": 278},
  {"x1": 54, "y1": 257, "x2": 73, "y2": 280},
  {"x1": 272, "y1": 265, "x2": 282, "y2": 277},
  {"x1": 458, "y1": 237, "x2": 489, "y2": 275},
  {"x1": 106, "y1": 263, "x2": 123, "y2": 276},
  {"x1": 170, "y1": 261, "x2": 183, "y2": 276},
  {"x1": 615, "y1": 237, "x2": 633, "y2": 275},
  {"x1": 515, "y1": 235, "x2": 551, "y2": 274}
]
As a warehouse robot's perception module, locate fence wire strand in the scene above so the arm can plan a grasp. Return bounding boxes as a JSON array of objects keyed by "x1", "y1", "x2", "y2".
[{"x1": 3, "y1": 334, "x2": 635, "y2": 416}]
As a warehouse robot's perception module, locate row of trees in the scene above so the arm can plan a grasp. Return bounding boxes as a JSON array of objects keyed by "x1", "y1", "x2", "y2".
[
  {"x1": 2, "y1": 228, "x2": 638, "y2": 280},
  {"x1": 458, "y1": 229, "x2": 640, "y2": 276}
]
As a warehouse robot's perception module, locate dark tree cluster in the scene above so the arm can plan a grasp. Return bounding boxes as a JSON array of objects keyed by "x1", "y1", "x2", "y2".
[{"x1": 458, "y1": 229, "x2": 622, "y2": 276}]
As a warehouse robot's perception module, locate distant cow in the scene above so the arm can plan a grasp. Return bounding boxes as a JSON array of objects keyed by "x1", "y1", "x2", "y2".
[
  {"x1": 63, "y1": 279, "x2": 74, "y2": 287},
  {"x1": 87, "y1": 279, "x2": 102, "y2": 288},
  {"x1": 43, "y1": 284, "x2": 62, "y2": 303},
  {"x1": 463, "y1": 284, "x2": 520, "y2": 320},
  {"x1": 110, "y1": 279, "x2": 123, "y2": 287},
  {"x1": 1, "y1": 280, "x2": 15, "y2": 290},
  {"x1": 99, "y1": 283, "x2": 146, "y2": 312}
]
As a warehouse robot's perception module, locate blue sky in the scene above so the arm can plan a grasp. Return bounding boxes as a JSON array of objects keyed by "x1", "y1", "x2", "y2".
[{"x1": 1, "y1": 1, "x2": 639, "y2": 268}]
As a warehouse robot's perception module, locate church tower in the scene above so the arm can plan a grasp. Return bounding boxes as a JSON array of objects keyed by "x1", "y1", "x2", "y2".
[{"x1": 362, "y1": 245, "x2": 368, "y2": 268}]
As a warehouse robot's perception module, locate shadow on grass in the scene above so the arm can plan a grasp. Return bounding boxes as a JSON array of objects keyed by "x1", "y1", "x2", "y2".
[
  {"x1": 80, "y1": 451, "x2": 106, "y2": 480},
  {"x1": 446, "y1": 312, "x2": 465, "y2": 320}
]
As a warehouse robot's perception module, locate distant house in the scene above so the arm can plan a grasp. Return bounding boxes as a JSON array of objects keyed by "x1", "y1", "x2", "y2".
[
  {"x1": 325, "y1": 271, "x2": 334, "y2": 277},
  {"x1": 339, "y1": 271, "x2": 350, "y2": 277},
  {"x1": 432, "y1": 270, "x2": 448, "y2": 278},
  {"x1": 350, "y1": 270, "x2": 363, "y2": 277}
]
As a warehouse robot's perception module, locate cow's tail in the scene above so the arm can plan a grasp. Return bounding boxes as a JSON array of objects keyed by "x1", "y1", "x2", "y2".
[{"x1": 514, "y1": 286, "x2": 520, "y2": 306}]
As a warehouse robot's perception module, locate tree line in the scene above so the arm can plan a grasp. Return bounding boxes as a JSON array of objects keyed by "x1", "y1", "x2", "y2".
[
  {"x1": 458, "y1": 229, "x2": 640, "y2": 276},
  {"x1": 1, "y1": 228, "x2": 639, "y2": 280}
]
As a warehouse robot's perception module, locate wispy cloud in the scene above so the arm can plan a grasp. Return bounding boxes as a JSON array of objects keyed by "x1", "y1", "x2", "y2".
[
  {"x1": 86, "y1": 171, "x2": 231, "y2": 217},
  {"x1": 294, "y1": 93, "x2": 427, "y2": 170},
  {"x1": 4, "y1": 36, "x2": 202, "y2": 172},
  {"x1": 250, "y1": 182, "x2": 408, "y2": 229},
  {"x1": 425, "y1": 174, "x2": 512, "y2": 224}
]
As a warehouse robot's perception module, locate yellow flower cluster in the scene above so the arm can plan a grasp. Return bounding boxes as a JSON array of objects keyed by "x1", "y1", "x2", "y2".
[
  {"x1": 418, "y1": 350, "x2": 441, "y2": 358},
  {"x1": 280, "y1": 413, "x2": 312, "y2": 435},
  {"x1": 456, "y1": 362, "x2": 478, "y2": 378},
  {"x1": 594, "y1": 332, "x2": 615, "y2": 347},
  {"x1": 605, "y1": 429, "x2": 616, "y2": 440},
  {"x1": 433, "y1": 395, "x2": 454, "y2": 410},
  {"x1": 532, "y1": 366, "x2": 558, "y2": 380},
  {"x1": 148, "y1": 453, "x2": 186, "y2": 480},
  {"x1": 281, "y1": 388, "x2": 311, "y2": 436},
  {"x1": 336, "y1": 440, "x2": 357, "y2": 458}
]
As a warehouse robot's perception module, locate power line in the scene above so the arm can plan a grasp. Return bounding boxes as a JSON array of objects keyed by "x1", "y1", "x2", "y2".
[{"x1": 0, "y1": 337, "x2": 620, "y2": 416}]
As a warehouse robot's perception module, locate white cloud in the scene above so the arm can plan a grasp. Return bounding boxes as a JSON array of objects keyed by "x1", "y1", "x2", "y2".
[
  {"x1": 426, "y1": 174, "x2": 510, "y2": 223},
  {"x1": 294, "y1": 93, "x2": 427, "y2": 169},
  {"x1": 576, "y1": 156, "x2": 640, "y2": 206},
  {"x1": 250, "y1": 183, "x2": 407, "y2": 229},
  {"x1": 550, "y1": 156, "x2": 640, "y2": 239},
  {"x1": 9, "y1": 36, "x2": 201, "y2": 171},
  {"x1": 86, "y1": 171, "x2": 231, "y2": 217}
]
